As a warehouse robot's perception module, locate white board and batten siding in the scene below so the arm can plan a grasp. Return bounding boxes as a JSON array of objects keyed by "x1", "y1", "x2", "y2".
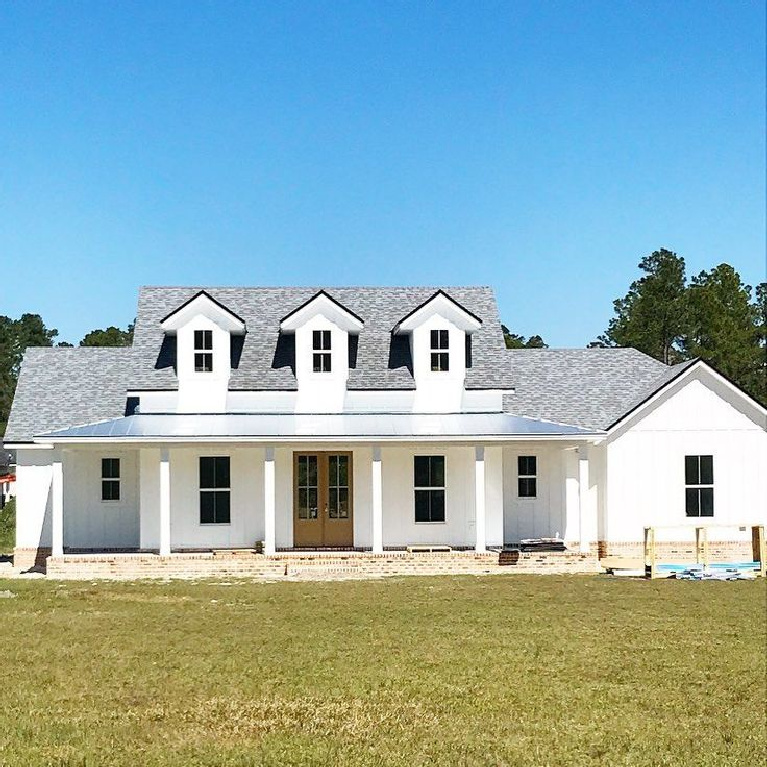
[{"x1": 605, "y1": 374, "x2": 767, "y2": 544}]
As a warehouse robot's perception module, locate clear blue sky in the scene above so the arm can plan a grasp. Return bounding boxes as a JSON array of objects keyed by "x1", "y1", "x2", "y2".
[{"x1": 1, "y1": 1, "x2": 764, "y2": 346}]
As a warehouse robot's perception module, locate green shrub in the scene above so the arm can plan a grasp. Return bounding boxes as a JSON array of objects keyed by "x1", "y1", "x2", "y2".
[{"x1": 0, "y1": 496, "x2": 15, "y2": 554}]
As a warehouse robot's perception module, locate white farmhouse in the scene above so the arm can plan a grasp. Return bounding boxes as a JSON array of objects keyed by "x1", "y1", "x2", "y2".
[{"x1": 4, "y1": 286, "x2": 766, "y2": 577}]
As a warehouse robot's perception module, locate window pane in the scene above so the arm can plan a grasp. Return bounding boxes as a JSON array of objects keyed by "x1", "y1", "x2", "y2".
[
  {"x1": 203, "y1": 330, "x2": 212, "y2": 350},
  {"x1": 430, "y1": 489, "x2": 445, "y2": 522},
  {"x1": 685, "y1": 488, "x2": 700, "y2": 517},
  {"x1": 431, "y1": 352, "x2": 440, "y2": 371},
  {"x1": 329, "y1": 487, "x2": 338, "y2": 519},
  {"x1": 298, "y1": 457, "x2": 307, "y2": 487},
  {"x1": 194, "y1": 330, "x2": 203, "y2": 349},
  {"x1": 337, "y1": 455, "x2": 349, "y2": 486},
  {"x1": 414, "y1": 456, "x2": 430, "y2": 487},
  {"x1": 324, "y1": 353, "x2": 331, "y2": 372},
  {"x1": 518, "y1": 456, "x2": 536, "y2": 477},
  {"x1": 200, "y1": 457, "x2": 215, "y2": 489},
  {"x1": 439, "y1": 330, "x2": 449, "y2": 349},
  {"x1": 323, "y1": 330, "x2": 331, "y2": 350},
  {"x1": 308, "y1": 488, "x2": 318, "y2": 518},
  {"x1": 102, "y1": 480, "x2": 120, "y2": 501},
  {"x1": 338, "y1": 488, "x2": 349, "y2": 519},
  {"x1": 439, "y1": 352, "x2": 449, "y2": 370},
  {"x1": 700, "y1": 456, "x2": 713, "y2": 485},
  {"x1": 214, "y1": 457, "x2": 230, "y2": 489},
  {"x1": 700, "y1": 487, "x2": 714, "y2": 516},
  {"x1": 313, "y1": 353, "x2": 321, "y2": 372},
  {"x1": 518, "y1": 477, "x2": 536, "y2": 498},
  {"x1": 195, "y1": 353, "x2": 213, "y2": 372},
  {"x1": 214, "y1": 491, "x2": 231, "y2": 524},
  {"x1": 430, "y1": 456, "x2": 445, "y2": 488},
  {"x1": 308, "y1": 456, "x2": 317, "y2": 486},
  {"x1": 200, "y1": 491, "x2": 215, "y2": 523},
  {"x1": 685, "y1": 456, "x2": 699, "y2": 486},
  {"x1": 298, "y1": 488, "x2": 309, "y2": 519},
  {"x1": 313, "y1": 330, "x2": 321, "y2": 350},
  {"x1": 430, "y1": 329, "x2": 438, "y2": 349},
  {"x1": 328, "y1": 455, "x2": 337, "y2": 486},
  {"x1": 414, "y1": 490, "x2": 430, "y2": 522}
]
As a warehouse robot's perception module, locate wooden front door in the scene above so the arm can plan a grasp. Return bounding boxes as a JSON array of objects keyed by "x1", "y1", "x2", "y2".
[{"x1": 293, "y1": 452, "x2": 353, "y2": 548}]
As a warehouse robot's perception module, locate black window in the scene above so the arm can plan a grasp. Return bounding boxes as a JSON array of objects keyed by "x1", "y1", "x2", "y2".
[
  {"x1": 517, "y1": 455, "x2": 537, "y2": 498},
  {"x1": 101, "y1": 458, "x2": 120, "y2": 501},
  {"x1": 685, "y1": 455, "x2": 714, "y2": 517},
  {"x1": 313, "y1": 330, "x2": 332, "y2": 372},
  {"x1": 194, "y1": 330, "x2": 213, "y2": 372},
  {"x1": 200, "y1": 457, "x2": 231, "y2": 524},
  {"x1": 414, "y1": 455, "x2": 445, "y2": 522},
  {"x1": 430, "y1": 329, "x2": 449, "y2": 371}
]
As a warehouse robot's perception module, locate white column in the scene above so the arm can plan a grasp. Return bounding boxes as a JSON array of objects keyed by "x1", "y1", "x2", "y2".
[
  {"x1": 159, "y1": 448, "x2": 171, "y2": 556},
  {"x1": 475, "y1": 446, "x2": 486, "y2": 553},
  {"x1": 372, "y1": 447, "x2": 383, "y2": 554},
  {"x1": 578, "y1": 446, "x2": 590, "y2": 554},
  {"x1": 264, "y1": 447, "x2": 276, "y2": 555},
  {"x1": 51, "y1": 452, "x2": 64, "y2": 557}
]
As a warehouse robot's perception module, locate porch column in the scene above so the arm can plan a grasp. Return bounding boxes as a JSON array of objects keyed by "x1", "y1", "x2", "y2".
[
  {"x1": 159, "y1": 448, "x2": 171, "y2": 556},
  {"x1": 577, "y1": 446, "x2": 590, "y2": 554},
  {"x1": 264, "y1": 447, "x2": 276, "y2": 555},
  {"x1": 51, "y1": 451, "x2": 64, "y2": 557},
  {"x1": 475, "y1": 446, "x2": 486, "y2": 553},
  {"x1": 372, "y1": 447, "x2": 383, "y2": 554}
]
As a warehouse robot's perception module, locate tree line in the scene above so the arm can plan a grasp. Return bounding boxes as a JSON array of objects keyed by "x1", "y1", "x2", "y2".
[{"x1": 1, "y1": 250, "x2": 765, "y2": 435}]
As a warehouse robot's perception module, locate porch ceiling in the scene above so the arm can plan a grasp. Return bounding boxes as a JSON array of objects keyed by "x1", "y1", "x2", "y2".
[{"x1": 36, "y1": 412, "x2": 602, "y2": 443}]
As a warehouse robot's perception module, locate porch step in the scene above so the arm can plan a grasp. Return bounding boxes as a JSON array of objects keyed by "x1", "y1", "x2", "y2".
[{"x1": 406, "y1": 545, "x2": 452, "y2": 554}]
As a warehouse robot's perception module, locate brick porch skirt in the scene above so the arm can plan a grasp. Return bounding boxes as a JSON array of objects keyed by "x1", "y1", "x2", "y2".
[
  {"x1": 598, "y1": 540, "x2": 756, "y2": 561},
  {"x1": 41, "y1": 548, "x2": 602, "y2": 580}
]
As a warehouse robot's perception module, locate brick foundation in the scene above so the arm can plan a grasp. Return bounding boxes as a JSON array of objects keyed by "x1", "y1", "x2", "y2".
[
  {"x1": 13, "y1": 547, "x2": 51, "y2": 572},
  {"x1": 598, "y1": 540, "x2": 756, "y2": 562},
  {"x1": 44, "y1": 548, "x2": 602, "y2": 580}
]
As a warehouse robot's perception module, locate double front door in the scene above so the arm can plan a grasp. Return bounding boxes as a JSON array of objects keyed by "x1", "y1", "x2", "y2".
[{"x1": 293, "y1": 452, "x2": 353, "y2": 548}]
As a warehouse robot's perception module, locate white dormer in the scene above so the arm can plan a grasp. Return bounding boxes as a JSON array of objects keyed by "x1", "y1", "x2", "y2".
[
  {"x1": 280, "y1": 291, "x2": 364, "y2": 413},
  {"x1": 160, "y1": 291, "x2": 246, "y2": 413},
  {"x1": 392, "y1": 290, "x2": 482, "y2": 413}
]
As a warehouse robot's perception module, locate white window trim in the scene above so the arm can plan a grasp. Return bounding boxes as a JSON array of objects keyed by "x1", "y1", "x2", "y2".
[
  {"x1": 517, "y1": 455, "x2": 537, "y2": 500},
  {"x1": 414, "y1": 454, "x2": 447, "y2": 524},
  {"x1": 312, "y1": 329, "x2": 332, "y2": 373},
  {"x1": 194, "y1": 329, "x2": 214, "y2": 373},
  {"x1": 430, "y1": 329, "x2": 450, "y2": 372},
  {"x1": 100, "y1": 458, "x2": 121, "y2": 504},
  {"x1": 199, "y1": 456, "x2": 232, "y2": 526},
  {"x1": 685, "y1": 455, "x2": 714, "y2": 518}
]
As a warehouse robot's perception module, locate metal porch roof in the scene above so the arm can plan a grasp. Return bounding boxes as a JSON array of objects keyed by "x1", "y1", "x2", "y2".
[{"x1": 36, "y1": 412, "x2": 600, "y2": 443}]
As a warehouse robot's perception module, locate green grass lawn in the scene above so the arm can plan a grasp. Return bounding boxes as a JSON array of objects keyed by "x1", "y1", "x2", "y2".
[{"x1": 0, "y1": 575, "x2": 764, "y2": 766}]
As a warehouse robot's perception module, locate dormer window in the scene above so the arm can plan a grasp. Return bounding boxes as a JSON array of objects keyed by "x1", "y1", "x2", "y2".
[
  {"x1": 194, "y1": 330, "x2": 213, "y2": 372},
  {"x1": 313, "y1": 330, "x2": 332, "y2": 372},
  {"x1": 430, "y1": 330, "x2": 449, "y2": 371}
]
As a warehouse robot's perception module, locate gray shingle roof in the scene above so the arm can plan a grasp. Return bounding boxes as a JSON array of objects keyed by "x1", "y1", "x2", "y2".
[
  {"x1": 130, "y1": 286, "x2": 508, "y2": 391},
  {"x1": 4, "y1": 347, "x2": 134, "y2": 442},
  {"x1": 501, "y1": 349, "x2": 687, "y2": 431},
  {"x1": 5, "y1": 285, "x2": 697, "y2": 441}
]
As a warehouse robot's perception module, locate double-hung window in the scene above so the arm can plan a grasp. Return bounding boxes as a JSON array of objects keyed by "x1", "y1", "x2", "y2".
[
  {"x1": 194, "y1": 330, "x2": 213, "y2": 372},
  {"x1": 101, "y1": 458, "x2": 120, "y2": 501},
  {"x1": 430, "y1": 329, "x2": 449, "y2": 371},
  {"x1": 685, "y1": 455, "x2": 714, "y2": 517},
  {"x1": 517, "y1": 456, "x2": 537, "y2": 498},
  {"x1": 414, "y1": 455, "x2": 445, "y2": 522},
  {"x1": 313, "y1": 330, "x2": 332, "y2": 372},
  {"x1": 200, "y1": 457, "x2": 231, "y2": 524}
]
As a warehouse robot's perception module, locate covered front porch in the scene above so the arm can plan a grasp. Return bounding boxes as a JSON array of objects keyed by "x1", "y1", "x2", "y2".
[{"x1": 27, "y1": 411, "x2": 603, "y2": 573}]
